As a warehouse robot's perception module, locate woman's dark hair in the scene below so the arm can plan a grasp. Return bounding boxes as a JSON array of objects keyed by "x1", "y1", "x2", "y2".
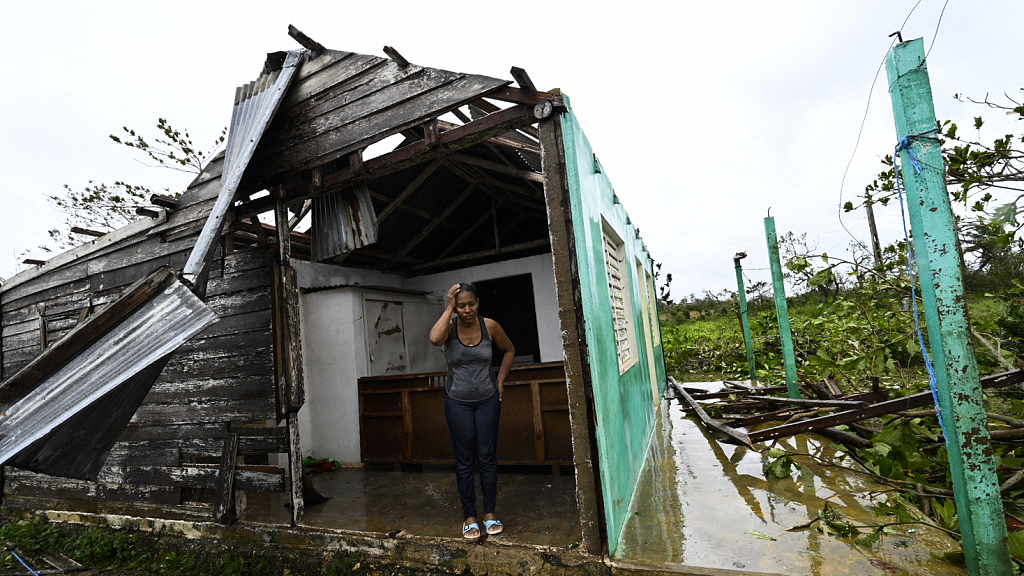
[{"x1": 458, "y1": 282, "x2": 478, "y2": 298}]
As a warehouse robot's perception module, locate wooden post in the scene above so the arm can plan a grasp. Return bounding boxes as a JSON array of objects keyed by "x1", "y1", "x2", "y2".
[
  {"x1": 539, "y1": 114, "x2": 605, "y2": 556},
  {"x1": 274, "y1": 195, "x2": 306, "y2": 526},
  {"x1": 865, "y1": 197, "x2": 884, "y2": 267},
  {"x1": 733, "y1": 255, "x2": 756, "y2": 381},
  {"x1": 287, "y1": 412, "x2": 304, "y2": 525},
  {"x1": 764, "y1": 216, "x2": 799, "y2": 398},
  {"x1": 213, "y1": 432, "x2": 239, "y2": 524},
  {"x1": 886, "y1": 38, "x2": 1012, "y2": 575}
]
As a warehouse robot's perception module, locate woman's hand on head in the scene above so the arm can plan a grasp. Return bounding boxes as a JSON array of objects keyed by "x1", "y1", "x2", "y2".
[{"x1": 446, "y1": 284, "x2": 461, "y2": 310}]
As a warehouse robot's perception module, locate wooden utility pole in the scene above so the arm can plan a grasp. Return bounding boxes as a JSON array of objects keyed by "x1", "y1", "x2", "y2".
[
  {"x1": 865, "y1": 197, "x2": 883, "y2": 267},
  {"x1": 764, "y1": 216, "x2": 799, "y2": 399},
  {"x1": 886, "y1": 38, "x2": 1012, "y2": 576}
]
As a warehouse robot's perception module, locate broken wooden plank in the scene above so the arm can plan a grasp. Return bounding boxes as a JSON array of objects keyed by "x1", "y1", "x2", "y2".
[
  {"x1": 213, "y1": 432, "x2": 239, "y2": 524},
  {"x1": 748, "y1": 368, "x2": 1024, "y2": 443},
  {"x1": 669, "y1": 378, "x2": 750, "y2": 447},
  {"x1": 743, "y1": 396, "x2": 869, "y2": 408},
  {"x1": 690, "y1": 385, "x2": 788, "y2": 401},
  {"x1": 97, "y1": 465, "x2": 285, "y2": 492}
]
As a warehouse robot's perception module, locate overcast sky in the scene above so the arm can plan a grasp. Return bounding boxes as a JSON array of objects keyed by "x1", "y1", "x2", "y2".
[{"x1": 2, "y1": 1, "x2": 1022, "y2": 299}]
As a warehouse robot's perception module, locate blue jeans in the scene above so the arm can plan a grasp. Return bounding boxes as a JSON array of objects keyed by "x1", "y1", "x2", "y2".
[{"x1": 444, "y1": 393, "x2": 500, "y2": 519}]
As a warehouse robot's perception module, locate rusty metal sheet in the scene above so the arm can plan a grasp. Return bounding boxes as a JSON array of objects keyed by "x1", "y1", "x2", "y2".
[
  {"x1": 310, "y1": 183, "x2": 378, "y2": 261},
  {"x1": 0, "y1": 268, "x2": 217, "y2": 479},
  {"x1": 183, "y1": 50, "x2": 304, "y2": 287}
]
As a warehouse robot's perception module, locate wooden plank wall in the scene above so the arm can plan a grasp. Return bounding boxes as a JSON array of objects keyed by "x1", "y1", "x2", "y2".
[{"x1": 0, "y1": 154, "x2": 279, "y2": 518}]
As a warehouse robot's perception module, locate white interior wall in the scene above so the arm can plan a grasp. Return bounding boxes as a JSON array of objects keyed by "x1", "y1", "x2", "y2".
[
  {"x1": 297, "y1": 287, "x2": 361, "y2": 461},
  {"x1": 403, "y1": 253, "x2": 562, "y2": 362}
]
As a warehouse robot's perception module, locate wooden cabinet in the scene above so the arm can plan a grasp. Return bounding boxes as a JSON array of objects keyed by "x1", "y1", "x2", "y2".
[{"x1": 358, "y1": 362, "x2": 572, "y2": 471}]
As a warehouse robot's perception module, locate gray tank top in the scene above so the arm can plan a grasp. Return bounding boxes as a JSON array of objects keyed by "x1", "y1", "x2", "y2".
[{"x1": 445, "y1": 317, "x2": 498, "y2": 402}]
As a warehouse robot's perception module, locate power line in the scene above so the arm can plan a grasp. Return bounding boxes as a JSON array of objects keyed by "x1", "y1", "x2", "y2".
[
  {"x1": 836, "y1": 0, "x2": 925, "y2": 245},
  {"x1": 925, "y1": 0, "x2": 951, "y2": 60}
]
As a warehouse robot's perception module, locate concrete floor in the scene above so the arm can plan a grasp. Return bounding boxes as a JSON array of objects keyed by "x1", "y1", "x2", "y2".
[
  {"x1": 245, "y1": 464, "x2": 580, "y2": 548},
  {"x1": 616, "y1": 387, "x2": 967, "y2": 575}
]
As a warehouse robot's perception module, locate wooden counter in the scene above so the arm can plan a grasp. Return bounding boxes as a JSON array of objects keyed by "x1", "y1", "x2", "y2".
[{"x1": 358, "y1": 362, "x2": 571, "y2": 472}]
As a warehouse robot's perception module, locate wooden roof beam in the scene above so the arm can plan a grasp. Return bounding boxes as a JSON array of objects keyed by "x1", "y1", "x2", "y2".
[
  {"x1": 408, "y1": 238, "x2": 550, "y2": 273},
  {"x1": 376, "y1": 158, "x2": 444, "y2": 224},
  {"x1": 436, "y1": 119, "x2": 540, "y2": 154},
  {"x1": 446, "y1": 152, "x2": 544, "y2": 188},
  {"x1": 509, "y1": 67, "x2": 537, "y2": 92},
  {"x1": 265, "y1": 103, "x2": 541, "y2": 207},
  {"x1": 441, "y1": 158, "x2": 545, "y2": 213},
  {"x1": 366, "y1": 189, "x2": 463, "y2": 234},
  {"x1": 435, "y1": 198, "x2": 507, "y2": 260},
  {"x1": 383, "y1": 183, "x2": 478, "y2": 272},
  {"x1": 484, "y1": 142, "x2": 544, "y2": 196},
  {"x1": 383, "y1": 46, "x2": 410, "y2": 68},
  {"x1": 288, "y1": 25, "x2": 325, "y2": 56}
]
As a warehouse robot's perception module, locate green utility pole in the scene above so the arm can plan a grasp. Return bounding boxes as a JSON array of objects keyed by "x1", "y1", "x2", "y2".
[
  {"x1": 733, "y1": 253, "x2": 757, "y2": 381},
  {"x1": 886, "y1": 38, "x2": 1012, "y2": 576},
  {"x1": 764, "y1": 216, "x2": 799, "y2": 399}
]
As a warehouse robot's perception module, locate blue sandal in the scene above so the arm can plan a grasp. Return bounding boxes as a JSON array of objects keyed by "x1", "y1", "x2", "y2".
[
  {"x1": 462, "y1": 522, "x2": 480, "y2": 538},
  {"x1": 484, "y1": 519, "x2": 503, "y2": 535}
]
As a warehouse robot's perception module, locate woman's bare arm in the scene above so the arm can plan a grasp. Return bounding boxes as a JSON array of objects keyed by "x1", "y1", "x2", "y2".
[
  {"x1": 429, "y1": 284, "x2": 461, "y2": 346},
  {"x1": 486, "y1": 319, "x2": 515, "y2": 401}
]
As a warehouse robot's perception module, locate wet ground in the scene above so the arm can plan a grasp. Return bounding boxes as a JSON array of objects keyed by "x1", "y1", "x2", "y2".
[
  {"x1": 245, "y1": 463, "x2": 580, "y2": 547},
  {"x1": 617, "y1": 383, "x2": 966, "y2": 575}
]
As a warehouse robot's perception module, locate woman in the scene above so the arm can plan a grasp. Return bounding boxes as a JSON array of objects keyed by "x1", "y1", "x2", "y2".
[{"x1": 429, "y1": 282, "x2": 515, "y2": 538}]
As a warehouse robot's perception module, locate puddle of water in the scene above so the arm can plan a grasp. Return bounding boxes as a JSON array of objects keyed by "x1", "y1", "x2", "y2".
[{"x1": 617, "y1": 383, "x2": 965, "y2": 576}]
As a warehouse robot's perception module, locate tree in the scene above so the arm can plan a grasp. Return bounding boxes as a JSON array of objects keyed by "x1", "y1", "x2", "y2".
[
  {"x1": 23, "y1": 120, "x2": 224, "y2": 260},
  {"x1": 847, "y1": 89, "x2": 1023, "y2": 277}
]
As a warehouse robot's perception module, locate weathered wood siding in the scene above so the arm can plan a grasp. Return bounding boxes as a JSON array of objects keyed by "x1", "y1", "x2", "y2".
[{"x1": 0, "y1": 154, "x2": 278, "y2": 517}]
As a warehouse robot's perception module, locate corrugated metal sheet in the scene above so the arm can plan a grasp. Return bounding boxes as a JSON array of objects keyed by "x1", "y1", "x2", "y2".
[
  {"x1": 0, "y1": 268, "x2": 217, "y2": 479},
  {"x1": 310, "y1": 183, "x2": 378, "y2": 261},
  {"x1": 184, "y1": 50, "x2": 304, "y2": 285}
]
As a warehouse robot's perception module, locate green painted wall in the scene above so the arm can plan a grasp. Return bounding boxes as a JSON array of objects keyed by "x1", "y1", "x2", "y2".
[{"x1": 559, "y1": 103, "x2": 666, "y2": 555}]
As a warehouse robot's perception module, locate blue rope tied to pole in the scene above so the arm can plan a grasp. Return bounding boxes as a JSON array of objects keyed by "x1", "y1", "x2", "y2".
[
  {"x1": 893, "y1": 127, "x2": 947, "y2": 440},
  {"x1": 4, "y1": 548, "x2": 40, "y2": 576}
]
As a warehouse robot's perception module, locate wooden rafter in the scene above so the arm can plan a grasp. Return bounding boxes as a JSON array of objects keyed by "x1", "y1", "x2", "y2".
[
  {"x1": 470, "y1": 94, "x2": 543, "y2": 138},
  {"x1": 448, "y1": 153, "x2": 543, "y2": 183},
  {"x1": 288, "y1": 200, "x2": 312, "y2": 232},
  {"x1": 442, "y1": 159, "x2": 545, "y2": 213},
  {"x1": 436, "y1": 119, "x2": 540, "y2": 155},
  {"x1": 435, "y1": 198, "x2": 508, "y2": 260},
  {"x1": 383, "y1": 183, "x2": 478, "y2": 272},
  {"x1": 485, "y1": 143, "x2": 544, "y2": 196},
  {"x1": 315, "y1": 104, "x2": 534, "y2": 196},
  {"x1": 376, "y1": 158, "x2": 443, "y2": 223},
  {"x1": 248, "y1": 218, "x2": 269, "y2": 244},
  {"x1": 366, "y1": 189, "x2": 463, "y2": 234},
  {"x1": 408, "y1": 239, "x2": 550, "y2": 272}
]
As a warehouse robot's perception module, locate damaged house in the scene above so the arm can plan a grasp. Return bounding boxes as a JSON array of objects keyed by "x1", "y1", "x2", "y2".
[{"x1": 0, "y1": 33, "x2": 666, "y2": 557}]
